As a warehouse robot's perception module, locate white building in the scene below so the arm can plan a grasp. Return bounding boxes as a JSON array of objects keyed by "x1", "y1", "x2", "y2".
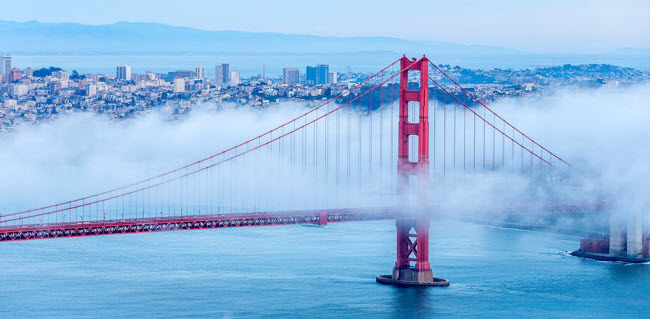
[
  {"x1": 116, "y1": 65, "x2": 132, "y2": 81},
  {"x1": 52, "y1": 70, "x2": 70, "y2": 81},
  {"x1": 86, "y1": 84, "x2": 97, "y2": 96},
  {"x1": 328, "y1": 72, "x2": 338, "y2": 84},
  {"x1": 11, "y1": 84, "x2": 28, "y2": 96},
  {"x1": 195, "y1": 67, "x2": 204, "y2": 79},
  {"x1": 173, "y1": 77, "x2": 185, "y2": 93},
  {"x1": 230, "y1": 71, "x2": 241, "y2": 85},
  {"x1": 1, "y1": 55, "x2": 11, "y2": 75}
]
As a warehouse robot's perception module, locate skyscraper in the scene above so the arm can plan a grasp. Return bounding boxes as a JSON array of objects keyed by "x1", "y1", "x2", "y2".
[
  {"x1": 1, "y1": 55, "x2": 11, "y2": 75},
  {"x1": 214, "y1": 65, "x2": 224, "y2": 84},
  {"x1": 116, "y1": 65, "x2": 132, "y2": 81},
  {"x1": 283, "y1": 68, "x2": 300, "y2": 84},
  {"x1": 222, "y1": 63, "x2": 230, "y2": 84},
  {"x1": 1, "y1": 55, "x2": 11, "y2": 83},
  {"x1": 328, "y1": 72, "x2": 338, "y2": 84},
  {"x1": 306, "y1": 64, "x2": 329, "y2": 85},
  {"x1": 195, "y1": 67, "x2": 204, "y2": 79},
  {"x1": 215, "y1": 63, "x2": 231, "y2": 85}
]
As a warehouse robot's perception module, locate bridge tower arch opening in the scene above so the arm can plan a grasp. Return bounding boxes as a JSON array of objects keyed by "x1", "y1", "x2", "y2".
[{"x1": 376, "y1": 55, "x2": 449, "y2": 287}]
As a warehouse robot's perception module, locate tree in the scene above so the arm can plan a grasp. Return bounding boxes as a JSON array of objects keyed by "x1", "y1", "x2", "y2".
[{"x1": 33, "y1": 66, "x2": 63, "y2": 78}]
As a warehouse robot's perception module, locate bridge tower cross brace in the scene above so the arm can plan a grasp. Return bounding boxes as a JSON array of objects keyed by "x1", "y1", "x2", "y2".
[{"x1": 377, "y1": 55, "x2": 448, "y2": 287}]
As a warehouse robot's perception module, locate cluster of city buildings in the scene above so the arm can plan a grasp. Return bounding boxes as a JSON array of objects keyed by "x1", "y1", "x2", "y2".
[{"x1": 0, "y1": 53, "x2": 647, "y2": 134}]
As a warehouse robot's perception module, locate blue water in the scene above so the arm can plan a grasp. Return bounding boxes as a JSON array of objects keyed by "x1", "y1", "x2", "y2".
[
  {"x1": 0, "y1": 220, "x2": 648, "y2": 318},
  {"x1": 12, "y1": 53, "x2": 650, "y2": 77}
]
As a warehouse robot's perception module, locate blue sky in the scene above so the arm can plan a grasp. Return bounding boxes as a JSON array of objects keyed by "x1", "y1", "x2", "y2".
[{"x1": 1, "y1": 0, "x2": 648, "y2": 53}]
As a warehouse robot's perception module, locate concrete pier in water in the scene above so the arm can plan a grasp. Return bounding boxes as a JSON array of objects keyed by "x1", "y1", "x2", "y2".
[{"x1": 573, "y1": 211, "x2": 649, "y2": 263}]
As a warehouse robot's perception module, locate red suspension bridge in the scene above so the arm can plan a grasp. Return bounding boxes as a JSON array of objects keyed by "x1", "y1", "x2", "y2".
[{"x1": 0, "y1": 56, "x2": 642, "y2": 286}]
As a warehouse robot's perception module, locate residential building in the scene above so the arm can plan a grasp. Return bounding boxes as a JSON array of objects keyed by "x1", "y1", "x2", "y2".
[
  {"x1": 1, "y1": 55, "x2": 11, "y2": 74},
  {"x1": 328, "y1": 72, "x2": 338, "y2": 84},
  {"x1": 10, "y1": 68, "x2": 22, "y2": 82},
  {"x1": 214, "y1": 65, "x2": 224, "y2": 84},
  {"x1": 195, "y1": 67, "x2": 204, "y2": 79},
  {"x1": 283, "y1": 68, "x2": 300, "y2": 84},
  {"x1": 231, "y1": 71, "x2": 241, "y2": 85},
  {"x1": 52, "y1": 70, "x2": 69, "y2": 81},
  {"x1": 11, "y1": 84, "x2": 28, "y2": 96},
  {"x1": 116, "y1": 65, "x2": 132, "y2": 81},
  {"x1": 86, "y1": 84, "x2": 97, "y2": 96},
  {"x1": 173, "y1": 77, "x2": 185, "y2": 93}
]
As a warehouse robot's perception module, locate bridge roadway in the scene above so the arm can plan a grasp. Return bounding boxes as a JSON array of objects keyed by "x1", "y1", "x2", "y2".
[{"x1": 0, "y1": 202, "x2": 607, "y2": 242}]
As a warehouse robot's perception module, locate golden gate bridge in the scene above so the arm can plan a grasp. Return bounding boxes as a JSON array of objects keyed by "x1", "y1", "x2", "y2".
[{"x1": 0, "y1": 56, "x2": 646, "y2": 286}]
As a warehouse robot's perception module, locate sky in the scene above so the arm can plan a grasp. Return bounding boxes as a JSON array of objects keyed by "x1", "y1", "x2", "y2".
[{"x1": 1, "y1": 0, "x2": 648, "y2": 53}]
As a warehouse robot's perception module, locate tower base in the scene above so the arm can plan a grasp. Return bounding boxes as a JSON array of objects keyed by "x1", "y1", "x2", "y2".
[
  {"x1": 376, "y1": 268, "x2": 449, "y2": 287},
  {"x1": 570, "y1": 250, "x2": 650, "y2": 263}
]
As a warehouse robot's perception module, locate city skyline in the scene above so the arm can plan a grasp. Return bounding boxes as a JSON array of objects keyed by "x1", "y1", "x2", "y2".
[{"x1": 1, "y1": 1, "x2": 648, "y2": 54}]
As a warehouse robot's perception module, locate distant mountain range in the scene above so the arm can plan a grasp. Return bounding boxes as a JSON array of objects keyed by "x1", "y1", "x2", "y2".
[
  {"x1": 0, "y1": 20, "x2": 648, "y2": 71},
  {"x1": 0, "y1": 20, "x2": 530, "y2": 55}
]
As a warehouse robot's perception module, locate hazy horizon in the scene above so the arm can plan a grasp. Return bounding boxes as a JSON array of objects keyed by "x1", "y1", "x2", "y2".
[{"x1": 2, "y1": 0, "x2": 649, "y2": 54}]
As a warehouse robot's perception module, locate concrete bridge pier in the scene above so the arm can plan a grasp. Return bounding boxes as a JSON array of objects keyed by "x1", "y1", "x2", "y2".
[
  {"x1": 573, "y1": 211, "x2": 649, "y2": 263},
  {"x1": 609, "y1": 214, "x2": 627, "y2": 256},
  {"x1": 626, "y1": 210, "x2": 643, "y2": 258}
]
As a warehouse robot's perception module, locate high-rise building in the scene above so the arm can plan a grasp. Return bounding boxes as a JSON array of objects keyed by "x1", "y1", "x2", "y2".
[
  {"x1": 230, "y1": 71, "x2": 241, "y2": 85},
  {"x1": 195, "y1": 67, "x2": 204, "y2": 79},
  {"x1": 283, "y1": 68, "x2": 300, "y2": 84},
  {"x1": 222, "y1": 63, "x2": 230, "y2": 84},
  {"x1": 214, "y1": 65, "x2": 224, "y2": 84},
  {"x1": 9, "y1": 68, "x2": 22, "y2": 82},
  {"x1": 52, "y1": 70, "x2": 70, "y2": 81},
  {"x1": 1, "y1": 55, "x2": 11, "y2": 74},
  {"x1": 328, "y1": 72, "x2": 338, "y2": 84},
  {"x1": 214, "y1": 64, "x2": 231, "y2": 85},
  {"x1": 24, "y1": 67, "x2": 34, "y2": 78},
  {"x1": 116, "y1": 65, "x2": 132, "y2": 81},
  {"x1": 306, "y1": 64, "x2": 329, "y2": 85},
  {"x1": 173, "y1": 77, "x2": 185, "y2": 93}
]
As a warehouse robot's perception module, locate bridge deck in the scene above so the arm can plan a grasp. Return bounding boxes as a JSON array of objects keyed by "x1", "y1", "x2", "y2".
[
  {"x1": 0, "y1": 202, "x2": 607, "y2": 242},
  {"x1": 0, "y1": 209, "x2": 399, "y2": 242}
]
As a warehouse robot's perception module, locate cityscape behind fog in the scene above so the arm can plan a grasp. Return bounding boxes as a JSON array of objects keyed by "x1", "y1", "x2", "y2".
[{"x1": 1, "y1": 53, "x2": 647, "y2": 134}]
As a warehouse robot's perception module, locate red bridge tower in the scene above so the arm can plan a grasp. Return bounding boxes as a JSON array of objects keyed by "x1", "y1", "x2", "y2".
[{"x1": 376, "y1": 56, "x2": 449, "y2": 287}]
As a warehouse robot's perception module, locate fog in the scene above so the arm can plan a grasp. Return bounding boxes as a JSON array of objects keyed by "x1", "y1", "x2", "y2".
[{"x1": 0, "y1": 83, "x2": 648, "y2": 232}]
